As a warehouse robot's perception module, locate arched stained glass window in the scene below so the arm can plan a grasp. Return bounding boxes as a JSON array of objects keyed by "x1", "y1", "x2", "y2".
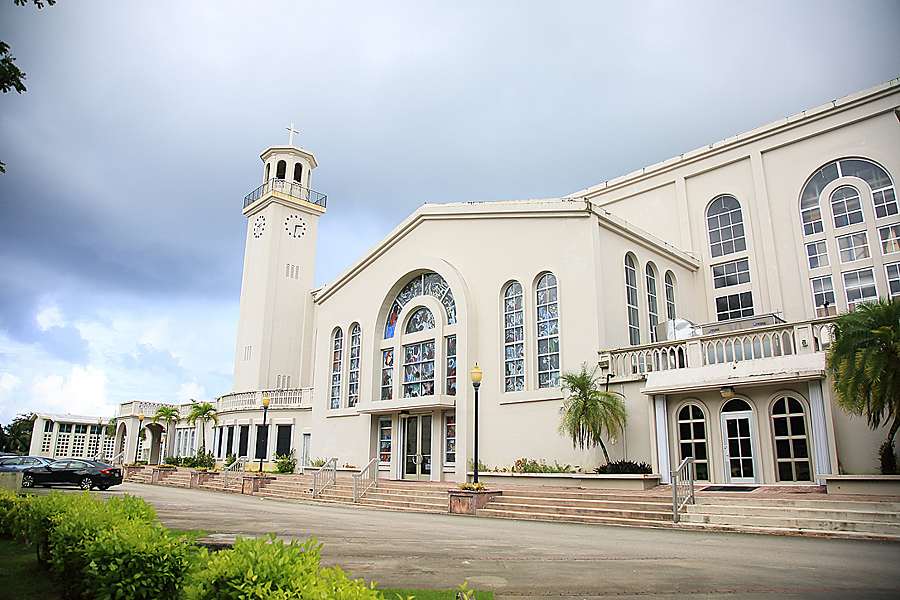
[
  {"x1": 347, "y1": 324, "x2": 361, "y2": 407},
  {"x1": 536, "y1": 273, "x2": 559, "y2": 388},
  {"x1": 504, "y1": 282, "x2": 525, "y2": 392},
  {"x1": 707, "y1": 196, "x2": 746, "y2": 258},
  {"x1": 677, "y1": 404, "x2": 709, "y2": 481},
  {"x1": 405, "y1": 307, "x2": 435, "y2": 334},
  {"x1": 625, "y1": 255, "x2": 640, "y2": 345},
  {"x1": 385, "y1": 272, "x2": 456, "y2": 338},
  {"x1": 330, "y1": 329, "x2": 343, "y2": 409}
]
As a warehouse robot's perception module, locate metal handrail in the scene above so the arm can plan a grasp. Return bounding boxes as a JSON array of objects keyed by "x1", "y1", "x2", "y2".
[
  {"x1": 223, "y1": 457, "x2": 247, "y2": 488},
  {"x1": 352, "y1": 457, "x2": 379, "y2": 503},
  {"x1": 671, "y1": 456, "x2": 695, "y2": 523},
  {"x1": 243, "y1": 178, "x2": 327, "y2": 210},
  {"x1": 108, "y1": 450, "x2": 125, "y2": 466},
  {"x1": 312, "y1": 458, "x2": 338, "y2": 498}
]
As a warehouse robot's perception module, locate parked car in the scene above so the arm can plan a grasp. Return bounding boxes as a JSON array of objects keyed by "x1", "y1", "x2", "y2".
[
  {"x1": 20, "y1": 459, "x2": 123, "y2": 491},
  {"x1": 0, "y1": 456, "x2": 54, "y2": 472}
]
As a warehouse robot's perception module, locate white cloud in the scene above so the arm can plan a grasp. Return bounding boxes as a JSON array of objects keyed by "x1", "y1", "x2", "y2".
[
  {"x1": 36, "y1": 304, "x2": 66, "y2": 330},
  {"x1": 31, "y1": 365, "x2": 114, "y2": 417},
  {"x1": 177, "y1": 381, "x2": 208, "y2": 404},
  {"x1": 0, "y1": 373, "x2": 22, "y2": 411}
]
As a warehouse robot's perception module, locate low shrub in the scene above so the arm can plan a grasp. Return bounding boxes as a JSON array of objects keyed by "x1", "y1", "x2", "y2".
[
  {"x1": 308, "y1": 457, "x2": 327, "y2": 468},
  {"x1": 184, "y1": 535, "x2": 385, "y2": 600},
  {"x1": 459, "y1": 482, "x2": 485, "y2": 491},
  {"x1": 0, "y1": 487, "x2": 25, "y2": 538},
  {"x1": 224, "y1": 453, "x2": 236, "y2": 467},
  {"x1": 274, "y1": 450, "x2": 297, "y2": 474},
  {"x1": 81, "y1": 520, "x2": 193, "y2": 600},
  {"x1": 593, "y1": 460, "x2": 653, "y2": 475},
  {"x1": 164, "y1": 456, "x2": 182, "y2": 467},
  {"x1": 510, "y1": 458, "x2": 576, "y2": 474}
]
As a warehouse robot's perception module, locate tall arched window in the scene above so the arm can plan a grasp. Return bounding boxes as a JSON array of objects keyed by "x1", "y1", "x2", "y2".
[
  {"x1": 330, "y1": 329, "x2": 343, "y2": 409},
  {"x1": 293, "y1": 163, "x2": 303, "y2": 184},
  {"x1": 624, "y1": 255, "x2": 640, "y2": 345},
  {"x1": 265, "y1": 163, "x2": 271, "y2": 181},
  {"x1": 771, "y1": 396, "x2": 812, "y2": 482},
  {"x1": 677, "y1": 404, "x2": 709, "y2": 481},
  {"x1": 347, "y1": 324, "x2": 361, "y2": 407},
  {"x1": 707, "y1": 195, "x2": 746, "y2": 258},
  {"x1": 646, "y1": 264, "x2": 659, "y2": 343},
  {"x1": 536, "y1": 273, "x2": 559, "y2": 388},
  {"x1": 800, "y1": 158, "x2": 896, "y2": 236},
  {"x1": 276, "y1": 160, "x2": 287, "y2": 180},
  {"x1": 504, "y1": 282, "x2": 525, "y2": 392},
  {"x1": 664, "y1": 271, "x2": 676, "y2": 321},
  {"x1": 403, "y1": 307, "x2": 435, "y2": 398}
]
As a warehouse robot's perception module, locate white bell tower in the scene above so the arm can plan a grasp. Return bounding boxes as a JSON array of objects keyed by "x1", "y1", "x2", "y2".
[{"x1": 232, "y1": 134, "x2": 325, "y2": 393}]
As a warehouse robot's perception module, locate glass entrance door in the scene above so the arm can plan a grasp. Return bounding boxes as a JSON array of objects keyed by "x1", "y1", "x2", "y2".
[
  {"x1": 721, "y1": 411, "x2": 758, "y2": 484},
  {"x1": 403, "y1": 414, "x2": 432, "y2": 480}
]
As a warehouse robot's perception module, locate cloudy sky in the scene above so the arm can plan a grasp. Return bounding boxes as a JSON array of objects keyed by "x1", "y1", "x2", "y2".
[{"x1": 0, "y1": 1, "x2": 897, "y2": 423}]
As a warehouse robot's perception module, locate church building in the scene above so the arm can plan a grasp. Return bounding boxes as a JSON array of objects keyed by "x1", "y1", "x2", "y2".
[{"x1": 30, "y1": 79, "x2": 900, "y2": 487}]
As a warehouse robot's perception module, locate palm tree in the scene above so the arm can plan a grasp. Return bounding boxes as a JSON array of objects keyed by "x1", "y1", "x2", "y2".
[
  {"x1": 826, "y1": 297, "x2": 900, "y2": 474},
  {"x1": 152, "y1": 405, "x2": 181, "y2": 460},
  {"x1": 186, "y1": 400, "x2": 218, "y2": 453},
  {"x1": 557, "y1": 362, "x2": 627, "y2": 464}
]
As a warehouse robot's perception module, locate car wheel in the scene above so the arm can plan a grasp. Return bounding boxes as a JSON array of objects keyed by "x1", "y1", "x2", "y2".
[
  {"x1": 21, "y1": 474, "x2": 33, "y2": 488},
  {"x1": 79, "y1": 476, "x2": 94, "y2": 491}
]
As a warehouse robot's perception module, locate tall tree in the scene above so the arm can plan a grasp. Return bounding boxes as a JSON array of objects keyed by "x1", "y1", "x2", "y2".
[
  {"x1": 152, "y1": 405, "x2": 181, "y2": 460},
  {"x1": 826, "y1": 297, "x2": 900, "y2": 474},
  {"x1": 557, "y1": 363, "x2": 627, "y2": 464},
  {"x1": 1, "y1": 413, "x2": 35, "y2": 453},
  {"x1": 1, "y1": 1, "x2": 55, "y2": 172},
  {"x1": 186, "y1": 400, "x2": 218, "y2": 454}
]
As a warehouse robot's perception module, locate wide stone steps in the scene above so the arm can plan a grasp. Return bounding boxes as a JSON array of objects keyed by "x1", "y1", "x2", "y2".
[
  {"x1": 679, "y1": 495, "x2": 900, "y2": 540},
  {"x1": 312, "y1": 480, "x2": 450, "y2": 513},
  {"x1": 156, "y1": 470, "x2": 193, "y2": 488},
  {"x1": 476, "y1": 489, "x2": 673, "y2": 526},
  {"x1": 197, "y1": 473, "x2": 244, "y2": 494},
  {"x1": 124, "y1": 468, "x2": 153, "y2": 484}
]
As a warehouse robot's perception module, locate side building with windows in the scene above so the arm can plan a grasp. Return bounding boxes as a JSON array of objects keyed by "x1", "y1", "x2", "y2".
[{"x1": 40, "y1": 80, "x2": 898, "y2": 486}]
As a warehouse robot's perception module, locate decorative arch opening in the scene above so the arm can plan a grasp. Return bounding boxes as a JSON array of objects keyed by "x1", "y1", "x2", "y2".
[
  {"x1": 706, "y1": 195, "x2": 746, "y2": 258},
  {"x1": 771, "y1": 395, "x2": 812, "y2": 482},
  {"x1": 276, "y1": 160, "x2": 287, "y2": 179},
  {"x1": 676, "y1": 403, "x2": 709, "y2": 480},
  {"x1": 384, "y1": 272, "x2": 456, "y2": 339},
  {"x1": 624, "y1": 254, "x2": 640, "y2": 345},
  {"x1": 293, "y1": 163, "x2": 303, "y2": 184}
]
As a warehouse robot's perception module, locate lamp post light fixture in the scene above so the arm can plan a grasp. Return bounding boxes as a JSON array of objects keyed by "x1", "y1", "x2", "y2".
[
  {"x1": 470, "y1": 364, "x2": 483, "y2": 484},
  {"x1": 135, "y1": 413, "x2": 145, "y2": 464},
  {"x1": 96, "y1": 417, "x2": 103, "y2": 461},
  {"x1": 259, "y1": 396, "x2": 271, "y2": 473}
]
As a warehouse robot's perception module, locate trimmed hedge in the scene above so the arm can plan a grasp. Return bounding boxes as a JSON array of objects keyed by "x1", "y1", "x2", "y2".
[{"x1": 185, "y1": 535, "x2": 388, "y2": 600}]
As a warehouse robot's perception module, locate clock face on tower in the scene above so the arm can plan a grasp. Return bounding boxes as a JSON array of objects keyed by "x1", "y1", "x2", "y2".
[
  {"x1": 252, "y1": 215, "x2": 265, "y2": 238},
  {"x1": 284, "y1": 214, "x2": 306, "y2": 238}
]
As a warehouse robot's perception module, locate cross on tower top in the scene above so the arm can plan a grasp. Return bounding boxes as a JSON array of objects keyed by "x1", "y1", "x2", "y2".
[{"x1": 285, "y1": 123, "x2": 299, "y2": 146}]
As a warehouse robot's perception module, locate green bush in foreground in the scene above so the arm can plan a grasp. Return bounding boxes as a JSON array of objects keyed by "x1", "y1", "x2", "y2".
[{"x1": 185, "y1": 535, "x2": 389, "y2": 600}]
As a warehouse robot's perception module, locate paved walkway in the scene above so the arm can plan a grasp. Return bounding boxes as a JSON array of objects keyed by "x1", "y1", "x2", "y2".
[{"x1": 94, "y1": 482, "x2": 900, "y2": 599}]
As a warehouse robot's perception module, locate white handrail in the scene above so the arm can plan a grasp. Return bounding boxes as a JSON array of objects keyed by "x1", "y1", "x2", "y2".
[
  {"x1": 223, "y1": 457, "x2": 247, "y2": 488},
  {"x1": 671, "y1": 456, "x2": 695, "y2": 523},
  {"x1": 352, "y1": 457, "x2": 379, "y2": 502},
  {"x1": 312, "y1": 458, "x2": 338, "y2": 498},
  {"x1": 108, "y1": 450, "x2": 125, "y2": 466}
]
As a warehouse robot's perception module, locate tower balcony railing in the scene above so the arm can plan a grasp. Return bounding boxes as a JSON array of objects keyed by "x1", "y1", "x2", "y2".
[
  {"x1": 243, "y1": 178, "x2": 327, "y2": 210},
  {"x1": 602, "y1": 317, "x2": 835, "y2": 379},
  {"x1": 216, "y1": 388, "x2": 313, "y2": 412}
]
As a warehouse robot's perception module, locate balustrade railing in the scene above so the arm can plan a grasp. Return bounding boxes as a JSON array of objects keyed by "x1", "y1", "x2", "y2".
[
  {"x1": 243, "y1": 178, "x2": 327, "y2": 210},
  {"x1": 217, "y1": 388, "x2": 311, "y2": 412},
  {"x1": 223, "y1": 457, "x2": 247, "y2": 488},
  {"x1": 672, "y1": 456, "x2": 695, "y2": 523},
  {"x1": 606, "y1": 317, "x2": 834, "y2": 378},
  {"x1": 352, "y1": 457, "x2": 379, "y2": 503},
  {"x1": 312, "y1": 458, "x2": 338, "y2": 498}
]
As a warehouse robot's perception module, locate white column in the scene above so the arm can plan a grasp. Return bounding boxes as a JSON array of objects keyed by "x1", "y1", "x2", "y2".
[
  {"x1": 808, "y1": 379, "x2": 832, "y2": 484},
  {"x1": 654, "y1": 395, "x2": 671, "y2": 484}
]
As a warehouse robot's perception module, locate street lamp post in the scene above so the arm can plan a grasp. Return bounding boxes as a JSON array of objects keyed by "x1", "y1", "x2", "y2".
[
  {"x1": 259, "y1": 396, "x2": 270, "y2": 473},
  {"x1": 96, "y1": 417, "x2": 103, "y2": 461},
  {"x1": 470, "y1": 364, "x2": 482, "y2": 484},
  {"x1": 134, "y1": 413, "x2": 144, "y2": 464}
]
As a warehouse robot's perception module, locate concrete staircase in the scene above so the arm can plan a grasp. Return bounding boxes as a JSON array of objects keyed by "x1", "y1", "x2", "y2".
[
  {"x1": 318, "y1": 479, "x2": 451, "y2": 513},
  {"x1": 476, "y1": 487, "x2": 674, "y2": 527},
  {"x1": 155, "y1": 468, "x2": 194, "y2": 489},
  {"x1": 124, "y1": 467, "x2": 153, "y2": 484},
  {"x1": 678, "y1": 494, "x2": 900, "y2": 540},
  {"x1": 254, "y1": 474, "x2": 314, "y2": 500},
  {"x1": 196, "y1": 472, "x2": 246, "y2": 494}
]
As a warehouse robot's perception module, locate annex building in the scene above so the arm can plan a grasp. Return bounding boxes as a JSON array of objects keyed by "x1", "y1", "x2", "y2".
[{"x1": 30, "y1": 80, "x2": 900, "y2": 487}]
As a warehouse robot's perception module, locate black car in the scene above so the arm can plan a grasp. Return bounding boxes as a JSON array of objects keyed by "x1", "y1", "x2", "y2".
[
  {"x1": 21, "y1": 459, "x2": 123, "y2": 491},
  {"x1": 0, "y1": 455, "x2": 54, "y2": 472}
]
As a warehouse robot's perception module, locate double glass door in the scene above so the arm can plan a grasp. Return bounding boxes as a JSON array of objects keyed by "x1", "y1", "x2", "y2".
[{"x1": 403, "y1": 414, "x2": 432, "y2": 480}]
